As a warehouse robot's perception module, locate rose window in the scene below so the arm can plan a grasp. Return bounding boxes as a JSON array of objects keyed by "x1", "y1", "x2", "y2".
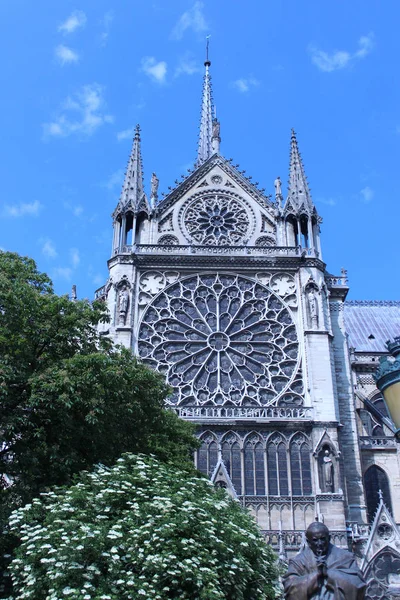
[
  {"x1": 138, "y1": 274, "x2": 301, "y2": 406},
  {"x1": 183, "y1": 194, "x2": 250, "y2": 245}
]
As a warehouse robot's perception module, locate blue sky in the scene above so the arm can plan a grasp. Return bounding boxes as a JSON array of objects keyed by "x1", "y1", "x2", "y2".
[{"x1": 0, "y1": 0, "x2": 399, "y2": 300}]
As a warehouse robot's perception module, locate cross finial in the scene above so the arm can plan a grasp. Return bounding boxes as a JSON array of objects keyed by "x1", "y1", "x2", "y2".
[{"x1": 205, "y1": 35, "x2": 211, "y2": 66}]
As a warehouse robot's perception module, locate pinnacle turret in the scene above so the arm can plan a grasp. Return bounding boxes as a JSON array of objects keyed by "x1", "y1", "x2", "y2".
[
  {"x1": 285, "y1": 129, "x2": 314, "y2": 215},
  {"x1": 119, "y1": 124, "x2": 148, "y2": 213}
]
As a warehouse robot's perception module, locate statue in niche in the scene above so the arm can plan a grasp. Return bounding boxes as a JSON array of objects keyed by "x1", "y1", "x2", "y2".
[
  {"x1": 307, "y1": 287, "x2": 319, "y2": 329},
  {"x1": 118, "y1": 288, "x2": 129, "y2": 326},
  {"x1": 319, "y1": 448, "x2": 334, "y2": 493},
  {"x1": 151, "y1": 172, "x2": 159, "y2": 199},
  {"x1": 283, "y1": 522, "x2": 366, "y2": 600}
]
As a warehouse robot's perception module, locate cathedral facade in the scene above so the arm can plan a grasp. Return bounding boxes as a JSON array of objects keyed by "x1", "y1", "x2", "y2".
[{"x1": 96, "y1": 60, "x2": 400, "y2": 598}]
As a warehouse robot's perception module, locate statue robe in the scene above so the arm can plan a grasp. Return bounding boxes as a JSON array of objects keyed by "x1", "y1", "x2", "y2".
[{"x1": 283, "y1": 543, "x2": 366, "y2": 600}]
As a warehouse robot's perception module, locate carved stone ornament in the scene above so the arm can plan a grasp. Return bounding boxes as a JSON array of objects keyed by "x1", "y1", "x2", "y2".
[
  {"x1": 117, "y1": 287, "x2": 130, "y2": 326},
  {"x1": 180, "y1": 192, "x2": 254, "y2": 246},
  {"x1": 138, "y1": 273, "x2": 302, "y2": 407}
]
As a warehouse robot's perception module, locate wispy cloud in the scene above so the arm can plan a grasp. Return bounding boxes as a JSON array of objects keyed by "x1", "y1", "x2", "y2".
[
  {"x1": 41, "y1": 238, "x2": 57, "y2": 258},
  {"x1": 52, "y1": 267, "x2": 73, "y2": 281},
  {"x1": 175, "y1": 54, "x2": 201, "y2": 78},
  {"x1": 100, "y1": 10, "x2": 114, "y2": 45},
  {"x1": 360, "y1": 186, "x2": 374, "y2": 203},
  {"x1": 70, "y1": 248, "x2": 80, "y2": 267},
  {"x1": 103, "y1": 169, "x2": 124, "y2": 190},
  {"x1": 310, "y1": 33, "x2": 374, "y2": 72},
  {"x1": 59, "y1": 10, "x2": 87, "y2": 35},
  {"x1": 117, "y1": 127, "x2": 135, "y2": 141},
  {"x1": 43, "y1": 84, "x2": 114, "y2": 138},
  {"x1": 64, "y1": 202, "x2": 84, "y2": 217},
  {"x1": 141, "y1": 57, "x2": 167, "y2": 84},
  {"x1": 316, "y1": 197, "x2": 337, "y2": 207},
  {"x1": 232, "y1": 77, "x2": 260, "y2": 93},
  {"x1": 55, "y1": 44, "x2": 79, "y2": 65},
  {"x1": 171, "y1": 1, "x2": 208, "y2": 40},
  {"x1": 3, "y1": 200, "x2": 42, "y2": 217}
]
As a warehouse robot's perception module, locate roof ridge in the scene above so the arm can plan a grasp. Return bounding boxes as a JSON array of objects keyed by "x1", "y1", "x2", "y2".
[{"x1": 345, "y1": 300, "x2": 400, "y2": 307}]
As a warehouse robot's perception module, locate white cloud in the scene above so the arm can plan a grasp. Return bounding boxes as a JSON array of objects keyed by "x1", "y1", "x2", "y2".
[
  {"x1": 100, "y1": 10, "x2": 114, "y2": 45},
  {"x1": 55, "y1": 44, "x2": 79, "y2": 65},
  {"x1": 175, "y1": 55, "x2": 201, "y2": 78},
  {"x1": 64, "y1": 202, "x2": 83, "y2": 217},
  {"x1": 141, "y1": 57, "x2": 167, "y2": 84},
  {"x1": 92, "y1": 273, "x2": 104, "y2": 286},
  {"x1": 117, "y1": 127, "x2": 135, "y2": 141},
  {"x1": 41, "y1": 238, "x2": 57, "y2": 258},
  {"x1": 103, "y1": 168, "x2": 124, "y2": 190},
  {"x1": 171, "y1": 1, "x2": 208, "y2": 40},
  {"x1": 360, "y1": 186, "x2": 374, "y2": 203},
  {"x1": 232, "y1": 77, "x2": 260, "y2": 93},
  {"x1": 3, "y1": 200, "x2": 42, "y2": 217},
  {"x1": 43, "y1": 84, "x2": 114, "y2": 138},
  {"x1": 70, "y1": 248, "x2": 80, "y2": 267},
  {"x1": 59, "y1": 10, "x2": 87, "y2": 35},
  {"x1": 310, "y1": 33, "x2": 374, "y2": 72},
  {"x1": 317, "y1": 197, "x2": 337, "y2": 207},
  {"x1": 52, "y1": 267, "x2": 73, "y2": 281}
]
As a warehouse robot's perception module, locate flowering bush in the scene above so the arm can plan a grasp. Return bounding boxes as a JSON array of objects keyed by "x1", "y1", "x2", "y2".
[{"x1": 8, "y1": 454, "x2": 279, "y2": 600}]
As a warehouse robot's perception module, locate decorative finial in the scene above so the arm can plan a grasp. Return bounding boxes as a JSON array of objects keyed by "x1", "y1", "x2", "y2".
[
  {"x1": 205, "y1": 35, "x2": 211, "y2": 67},
  {"x1": 378, "y1": 489, "x2": 383, "y2": 502},
  {"x1": 71, "y1": 284, "x2": 77, "y2": 301}
]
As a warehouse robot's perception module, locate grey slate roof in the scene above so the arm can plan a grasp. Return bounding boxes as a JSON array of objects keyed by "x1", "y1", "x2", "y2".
[{"x1": 344, "y1": 301, "x2": 400, "y2": 352}]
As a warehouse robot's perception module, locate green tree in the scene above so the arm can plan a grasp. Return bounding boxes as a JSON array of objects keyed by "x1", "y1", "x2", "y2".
[
  {"x1": 8, "y1": 454, "x2": 279, "y2": 600},
  {"x1": 0, "y1": 252, "x2": 198, "y2": 594},
  {"x1": 0, "y1": 251, "x2": 197, "y2": 502}
]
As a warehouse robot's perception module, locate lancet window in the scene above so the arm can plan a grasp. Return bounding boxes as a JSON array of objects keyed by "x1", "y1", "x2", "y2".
[{"x1": 364, "y1": 465, "x2": 392, "y2": 522}]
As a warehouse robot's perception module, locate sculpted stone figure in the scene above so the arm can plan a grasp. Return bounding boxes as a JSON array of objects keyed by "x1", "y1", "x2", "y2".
[
  {"x1": 322, "y1": 450, "x2": 334, "y2": 492},
  {"x1": 283, "y1": 522, "x2": 366, "y2": 600},
  {"x1": 151, "y1": 172, "x2": 159, "y2": 199},
  {"x1": 118, "y1": 288, "x2": 129, "y2": 325},
  {"x1": 274, "y1": 176, "x2": 282, "y2": 197},
  {"x1": 307, "y1": 288, "x2": 319, "y2": 328}
]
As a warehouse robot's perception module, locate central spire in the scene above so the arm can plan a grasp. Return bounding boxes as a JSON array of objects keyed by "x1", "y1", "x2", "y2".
[
  {"x1": 287, "y1": 129, "x2": 313, "y2": 212},
  {"x1": 195, "y1": 38, "x2": 215, "y2": 167},
  {"x1": 119, "y1": 124, "x2": 146, "y2": 212}
]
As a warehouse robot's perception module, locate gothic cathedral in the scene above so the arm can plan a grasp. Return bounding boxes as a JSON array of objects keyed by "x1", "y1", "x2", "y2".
[{"x1": 96, "y1": 59, "x2": 400, "y2": 597}]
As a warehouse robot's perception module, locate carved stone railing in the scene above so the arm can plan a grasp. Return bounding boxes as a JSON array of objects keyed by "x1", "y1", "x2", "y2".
[
  {"x1": 113, "y1": 244, "x2": 319, "y2": 258},
  {"x1": 173, "y1": 405, "x2": 313, "y2": 420},
  {"x1": 346, "y1": 522, "x2": 371, "y2": 542},
  {"x1": 261, "y1": 530, "x2": 348, "y2": 551},
  {"x1": 359, "y1": 436, "x2": 397, "y2": 450},
  {"x1": 94, "y1": 285, "x2": 107, "y2": 299},
  {"x1": 326, "y1": 275, "x2": 348, "y2": 287}
]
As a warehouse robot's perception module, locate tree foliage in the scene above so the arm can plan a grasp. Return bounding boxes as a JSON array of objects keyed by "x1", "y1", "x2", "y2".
[
  {"x1": 0, "y1": 251, "x2": 197, "y2": 508},
  {"x1": 8, "y1": 454, "x2": 279, "y2": 600}
]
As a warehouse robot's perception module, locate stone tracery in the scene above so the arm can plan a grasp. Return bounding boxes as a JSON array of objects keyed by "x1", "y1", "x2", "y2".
[{"x1": 138, "y1": 273, "x2": 301, "y2": 406}]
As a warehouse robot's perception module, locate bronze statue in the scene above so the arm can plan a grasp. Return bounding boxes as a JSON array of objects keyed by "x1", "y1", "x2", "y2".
[{"x1": 283, "y1": 522, "x2": 366, "y2": 599}]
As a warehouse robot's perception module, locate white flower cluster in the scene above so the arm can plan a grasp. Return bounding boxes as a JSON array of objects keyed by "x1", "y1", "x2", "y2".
[{"x1": 8, "y1": 454, "x2": 278, "y2": 599}]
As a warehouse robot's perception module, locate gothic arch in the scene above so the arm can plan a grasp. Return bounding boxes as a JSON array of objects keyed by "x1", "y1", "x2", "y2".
[
  {"x1": 364, "y1": 465, "x2": 393, "y2": 522},
  {"x1": 197, "y1": 431, "x2": 218, "y2": 477},
  {"x1": 267, "y1": 433, "x2": 289, "y2": 496},
  {"x1": 289, "y1": 433, "x2": 312, "y2": 496},
  {"x1": 244, "y1": 432, "x2": 265, "y2": 495},
  {"x1": 220, "y1": 432, "x2": 242, "y2": 495},
  {"x1": 364, "y1": 547, "x2": 400, "y2": 600}
]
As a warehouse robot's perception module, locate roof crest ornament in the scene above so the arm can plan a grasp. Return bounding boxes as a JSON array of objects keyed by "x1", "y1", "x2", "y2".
[{"x1": 195, "y1": 36, "x2": 217, "y2": 168}]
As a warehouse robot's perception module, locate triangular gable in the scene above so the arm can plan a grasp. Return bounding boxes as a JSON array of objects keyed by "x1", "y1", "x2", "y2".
[
  {"x1": 210, "y1": 457, "x2": 238, "y2": 500},
  {"x1": 361, "y1": 495, "x2": 400, "y2": 571},
  {"x1": 313, "y1": 430, "x2": 340, "y2": 457},
  {"x1": 156, "y1": 154, "x2": 275, "y2": 220}
]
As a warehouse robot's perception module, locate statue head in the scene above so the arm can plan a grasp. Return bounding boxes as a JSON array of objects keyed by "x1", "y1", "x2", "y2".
[{"x1": 306, "y1": 522, "x2": 330, "y2": 556}]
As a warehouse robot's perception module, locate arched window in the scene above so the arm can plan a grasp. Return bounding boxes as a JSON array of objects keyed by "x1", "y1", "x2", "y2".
[
  {"x1": 244, "y1": 434, "x2": 265, "y2": 495},
  {"x1": 197, "y1": 434, "x2": 218, "y2": 477},
  {"x1": 267, "y1": 434, "x2": 288, "y2": 496},
  {"x1": 364, "y1": 465, "x2": 392, "y2": 522},
  {"x1": 221, "y1": 433, "x2": 242, "y2": 494},
  {"x1": 290, "y1": 434, "x2": 312, "y2": 495}
]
